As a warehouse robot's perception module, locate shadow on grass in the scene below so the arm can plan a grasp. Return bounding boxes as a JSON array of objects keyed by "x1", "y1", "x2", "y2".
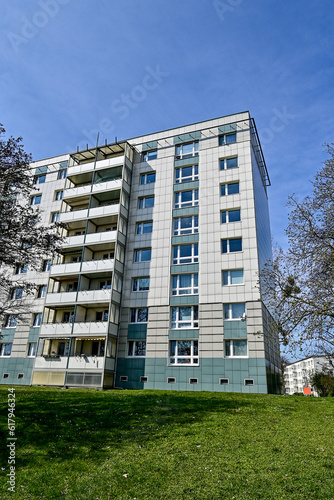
[{"x1": 0, "y1": 387, "x2": 264, "y2": 468}]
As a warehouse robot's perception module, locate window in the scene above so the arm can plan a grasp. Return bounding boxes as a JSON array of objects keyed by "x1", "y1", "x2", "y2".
[
  {"x1": 130, "y1": 308, "x2": 148, "y2": 323},
  {"x1": 219, "y1": 378, "x2": 229, "y2": 385},
  {"x1": 138, "y1": 196, "x2": 154, "y2": 209},
  {"x1": 142, "y1": 150, "x2": 157, "y2": 161},
  {"x1": 55, "y1": 190, "x2": 63, "y2": 201},
  {"x1": 3, "y1": 374, "x2": 9, "y2": 379},
  {"x1": 219, "y1": 133, "x2": 237, "y2": 145},
  {"x1": 140, "y1": 172, "x2": 156, "y2": 184},
  {"x1": 175, "y1": 141, "x2": 199, "y2": 159},
  {"x1": 15, "y1": 263, "x2": 28, "y2": 274},
  {"x1": 34, "y1": 174, "x2": 46, "y2": 184},
  {"x1": 5, "y1": 315, "x2": 18, "y2": 328},
  {"x1": 134, "y1": 248, "x2": 151, "y2": 262},
  {"x1": 170, "y1": 340, "x2": 198, "y2": 365},
  {"x1": 27, "y1": 342, "x2": 37, "y2": 357},
  {"x1": 173, "y1": 215, "x2": 198, "y2": 236},
  {"x1": 136, "y1": 221, "x2": 153, "y2": 235},
  {"x1": 37, "y1": 285, "x2": 47, "y2": 298},
  {"x1": 31, "y1": 194, "x2": 42, "y2": 206},
  {"x1": 99, "y1": 280, "x2": 111, "y2": 289},
  {"x1": 58, "y1": 341, "x2": 70, "y2": 356},
  {"x1": 58, "y1": 169, "x2": 66, "y2": 180},
  {"x1": 140, "y1": 376, "x2": 148, "y2": 383},
  {"x1": 167, "y1": 377, "x2": 176, "y2": 383},
  {"x1": 221, "y1": 238, "x2": 242, "y2": 253},
  {"x1": 244, "y1": 379, "x2": 254, "y2": 386},
  {"x1": 18, "y1": 373, "x2": 24, "y2": 379},
  {"x1": 222, "y1": 270, "x2": 244, "y2": 286},
  {"x1": 96, "y1": 310, "x2": 109, "y2": 322},
  {"x1": 221, "y1": 209, "x2": 241, "y2": 223},
  {"x1": 127, "y1": 341, "x2": 146, "y2": 357},
  {"x1": 132, "y1": 277, "x2": 150, "y2": 291},
  {"x1": 175, "y1": 164, "x2": 198, "y2": 183},
  {"x1": 174, "y1": 189, "x2": 198, "y2": 209},
  {"x1": 11, "y1": 288, "x2": 23, "y2": 300},
  {"x1": 171, "y1": 306, "x2": 198, "y2": 329},
  {"x1": 42, "y1": 260, "x2": 51, "y2": 272},
  {"x1": 33, "y1": 313, "x2": 42, "y2": 327},
  {"x1": 220, "y1": 157, "x2": 238, "y2": 170},
  {"x1": 172, "y1": 274, "x2": 198, "y2": 295},
  {"x1": 220, "y1": 182, "x2": 239, "y2": 196},
  {"x1": 225, "y1": 339, "x2": 247, "y2": 358},
  {"x1": 62, "y1": 311, "x2": 75, "y2": 323},
  {"x1": 51, "y1": 212, "x2": 60, "y2": 223},
  {"x1": 224, "y1": 303, "x2": 246, "y2": 320},
  {"x1": 0, "y1": 343, "x2": 12, "y2": 357},
  {"x1": 173, "y1": 243, "x2": 198, "y2": 265}
]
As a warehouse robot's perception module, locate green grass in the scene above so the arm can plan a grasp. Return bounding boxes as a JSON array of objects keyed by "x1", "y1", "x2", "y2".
[{"x1": 0, "y1": 387, "x2": 334, "y2": 499}]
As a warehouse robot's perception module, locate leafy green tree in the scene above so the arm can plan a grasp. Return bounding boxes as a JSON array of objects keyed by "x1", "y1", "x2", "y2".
[
  {"x1": 261, "y1": 144, "x2": 334, "y2": 355},
  {"x1": 0, "y1": 124, "x2": 63, "y2": 324},
  {"x1": 310, "y1": 371, "x2": 334, "y2": 397}
]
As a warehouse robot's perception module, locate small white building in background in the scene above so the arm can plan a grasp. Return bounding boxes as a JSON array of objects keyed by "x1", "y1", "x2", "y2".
[{"x1": 284, "y1": 356, "x2": 334, "y2": 396}]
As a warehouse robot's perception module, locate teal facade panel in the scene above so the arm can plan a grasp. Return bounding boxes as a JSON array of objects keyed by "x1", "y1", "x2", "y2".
[{"x1": 223, "y1": 321, "x2": 247, "y2": 338}]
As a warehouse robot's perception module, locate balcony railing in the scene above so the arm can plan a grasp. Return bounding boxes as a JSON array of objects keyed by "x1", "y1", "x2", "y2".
[
  {"x1": 50, "y1": 258, "x2": 114, "y2": 277},
  {"x1": 34, "y1": 355, "x2": 105, "y2": 370},
  {"x1": 63, "y1": 178, "x2": 122, "y2": 200},
  {"x1": 59, "y1": 202, "x2": 120, "y2": 223},
  {"x1": 45, "y1": 288, "x2": 111, "y2": 306},
  {"x1": 67, "y1": 155, "x2": 125, "y2": 177}
]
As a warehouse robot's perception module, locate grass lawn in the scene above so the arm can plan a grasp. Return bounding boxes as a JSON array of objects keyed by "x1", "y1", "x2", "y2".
[{"x1": 0, "y1": 387, "x2": 334, "y2": 499}]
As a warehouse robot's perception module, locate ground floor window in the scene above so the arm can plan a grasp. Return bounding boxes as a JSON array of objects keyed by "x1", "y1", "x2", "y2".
[
  {"x1": 170, "y1": 340, "x2": 198, "y2": 365},
  {"x1": 224, "y1": 339, "x2": 247, "y2": 358}
]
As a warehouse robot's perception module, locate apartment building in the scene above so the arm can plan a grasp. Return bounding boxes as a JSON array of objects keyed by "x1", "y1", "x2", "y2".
[
  {"x1": 0, "y1": 112, "x2": 282, "y2": 393},
  {"x1": 284, "y1": 356, "x2": 333, "y2": 396}
]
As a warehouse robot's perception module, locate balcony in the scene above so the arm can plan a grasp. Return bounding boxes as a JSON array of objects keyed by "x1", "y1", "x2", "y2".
[
  {"x1": 67, "y1": 155, "x2": 125, "y2": 177},
  {"x1": 50, "y1": 258, "x2": 114, "y2": 277},
  {"x1": 40, "y1": 323, "x2": 73, "y2": 336},
  {"x1": 34, "y1": 355, "x2": 105, "y2": 370},
  {"x1": 62, "y1": 230, "x2": 117, "y2": 250},
  {"x1": 76, "y1": 288, "x2": 111, "y2": 305},
  {"x1": 45, "y1": 291, "x2": 78, "y2": 306},
  {"x1": 72, "y1": 321, "x2": 108, "y2": 335}
]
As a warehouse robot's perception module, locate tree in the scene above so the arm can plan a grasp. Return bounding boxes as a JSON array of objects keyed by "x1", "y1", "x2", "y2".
[
  {"x1": 0, "y1": 124, "x2": 63, "y2": 324},
  {"x1": 310, "y1": 371, "x2": 334, "y2": 397},
  {"x1": 261, "y1": 144, "x2": 334, "y2": 355}
]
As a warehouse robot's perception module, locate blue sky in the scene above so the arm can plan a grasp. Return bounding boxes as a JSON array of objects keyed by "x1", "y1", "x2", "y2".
[{"x1": 1, "y1": 0, "x2": 334, "y2": 248}]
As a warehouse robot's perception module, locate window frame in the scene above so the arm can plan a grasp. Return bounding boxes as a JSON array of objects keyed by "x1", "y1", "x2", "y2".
[
  {"x1": 224, "y1": 339, "x2": 248, "y2": 358},
  {"x1": 42, "y1": 260, "x2": 52, "y2": 272},
  {"x1": 219, "y1": 132, "x2": 237, "y2": 146},
  {"x1": 37, "y1": 285, "x2": 47, "y2": 299},
  {"x1": 34, "y1": 174, "x2": 46, "y2": 185},
  {"x1": 173, "y1": 215, "x2": 199, "y2": 236},
  {"x1": 55, "y1": 190, "x2": 63, "y2": 201},
  {"x1": 134, "y1": 248, "x2": 152, "y2": 263},
  {"x1": 221, "y1": 208, "x2": 241, "y2": 223},
  {"x1": 171, "y1": 305, "x2": 198, "y2": 329},
  {"x1": 11, "y1": 287, "x2": 23, "y2": 300},
  {"x1": 224, "y1": 303, "x2": 246, "y2": 320},
  {"x1": 30, "y1": 194, "x2": 42, "y2": 206},
  {"x1": 175, "y1": 141, "x2": 199, "y2": 160},
  {"x1": 127, "y1": 340, "x2": 146, "y2": 357},
  {"x1": 136, "y1": 221, "x2": 153, "y2": 235},
  {"x1": 27, "y1": 342, "x2": 37, "y2": 357},
  {"x1": 222, "y1": 269, "x2": 244, "y2": 286},
  {"x1": 132, "y1": 277, "x2": 150, "y2": 292},
  {"x1": 172, "y1": 273, "x2": 198, "y2": 295},
  {"x1": 221, "y1": 238, "x2": 243, "y2": 254},
  {"x1": 219, "y1": 156, "x2": 238, "y2": 170},
  {"x1": 169, "y1": 340, "x2": 199, "y2": 365},
  {"x1": 138, "y1": 196, "x2": 154, "y2": 209},
  {"x1": 220, "y1": 182, "x2": 240, "y2": 196},
  {"x1": 58, "y1": 169, "x2": 67, "y2": 180},
  {"x1": 33, "y1": 313, "x2": 42, "y2": 327},
  {"x1": 175, "y1": 164, "x2": 199, "y2": 184},
  {"x1": 0, "y1": 343, "x2": 13, "y2": 357},
  {"x1": 15, "y1": 263, "x2": 28, "y2": 274},
  {"x1": 130, "y1": 308, "x2": 148, "y2": 323},
  {"x1": 174, "y1": 189, "x2": 199, "y2": 209},
  {"x1": 142, "y1": 150, "x2": 157, "y2": 162},
  {"x1": 140, "y1": 172, "x2": 156, "y2": 185},
  {"x1": 5, "y1": 315, "x2": 18, "y2": 328},
  {"x1": 173, "y1": 243, "x2": 198, "y2": 265},
  {"x1": 51, "y1": 212, "x2": 60, "y2": 223}
]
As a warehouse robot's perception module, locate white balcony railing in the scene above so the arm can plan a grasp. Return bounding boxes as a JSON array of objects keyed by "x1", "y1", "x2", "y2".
[
  {"x1": 50, "y1": 258, "x2": 114, "y2": 277},
  {"x1": 34, "y1": 355, "x2": 105, "y2": 371},
  {"x1": 40, "y1": 323, "x2": 73, "y2": 336},
  {"x1": 72, "y1": 321, "x2": 108, "y2": 335},
  {"x1": 45, "y1": 291, "x2": 77, "y2": 306},
  {"x1": 67, "y1": 155, "x2": 125, "y2": 177}
]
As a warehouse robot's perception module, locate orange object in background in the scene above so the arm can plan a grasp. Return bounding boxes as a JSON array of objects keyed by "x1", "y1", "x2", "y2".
[{"x1": 303, "y1": 386, "x2": 312, "y2": 395}]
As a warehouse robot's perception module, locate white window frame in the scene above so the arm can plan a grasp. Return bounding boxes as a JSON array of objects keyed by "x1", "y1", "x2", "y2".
[
  {"x1": 33, "y1": 313, "x2": 42, "y2": 327},
  {"x1": 173, "y1": 243, "x2": 198, "y2": 265},
  {"x1": 31, "y1": 194, "x2": 42, "y2": 206},
  {"x1": 142, "y1": 150, "x2": 157, "y2": 162},
  {"x1": 175, "y1": 164, "x2": 198, "y2": 183},
  {"x1": 130, "y1": 308, "x2": 148, "y2": 323},
  {"x1": 222, "y1": 270, "x2": 244, "y2": 286},
  {"x1": 221, "y1": 209, "x2": 241, "y2": 224},
  {"x1": 51, "y1": 212, "x2": 60, "y2": 223},
  {"x1": 219, "y1": 132, "x2": 237, "y2": 145},
  {"x1": 11, "y1": 288, "x2": 23, "y2": 300},
  {"x1": 219, "y1": 156, "x2": 238, "y2": 170},
  {"x1": 172, "y1": 274, "x2": 198, "y2": 295},
  {"x1": 127, "y1": 340, "x2": 146, "y2": 357},
  {"x1": 171, "y1": 306, "x2": 198, "y2": 329},
  {"x1": 27, "y1": 342, "x2": 37, "y2": 357},
  {"x1": 132, "y1": 277, "x2": 150, "y2": 292},
  {"x1": 220, "y1": 182, "x2": 240, "y2": 196},
  {"x1": 138, "y1": 196, "x2": 154, "y2": 209},
  {"x1": 224, "y1": 303, "x2": 246, "y2": 320},
  {"x1": 173, "y1": 215, "x2": 198, "y2": 236},
  {"x1": 34, "y1": 174, "x2": 46, "y2": 184},
  {"x1": 37, "y1": 285, "x2": 47, "y2": 298},
  {"x1": 15, "y1": 263, "x2": 28, "y2": 274},
  {"x1": 55, "y1": 190, "x2": 63, "y2": 201},
  {"x1": 0, "y1": 343, "x2": 13, "y2": 357},
  {"x1": 58, "y1": 169, "x2": 66, "y2": 180},
  {"x1": 221, "y1": 238, "x2": 242, "y2": 254},
  {"x1": 175, "y1": 141, "x2": 199, "y2": 160},
  {"x1": 169, "y1": 340, "x2": 199, "y2": 365},
  {"x1": 134, "y1": 248, "x2": 152, "y2": 263},
  {"x1": 224, "y1": 339, "x2": 248, "y2": 358},
  {"x1": 136, "y1": 221, "x2": 153, "y2": 235},
  {"x1": 140, "y1": 172, "x2": 156, "y2": 185},
  {"x1": 5, "y1": 315, "x2": 17, "y2": 328},
  {"x1": 174, "y1": 189, "x2": 199, "y2": 209}
]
